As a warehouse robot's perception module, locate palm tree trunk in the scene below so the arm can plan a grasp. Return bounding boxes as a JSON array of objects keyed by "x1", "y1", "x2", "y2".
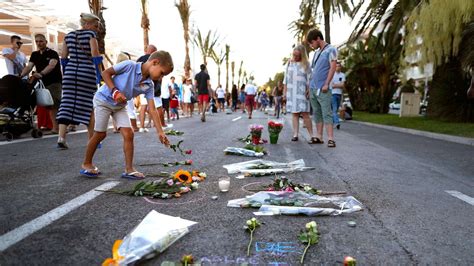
[
  {"x1": 231, "y1": 61, "x2": 235, "y2": 86},
  {"x1": 217, "y1": 65, "x2": 221, "y2": 86},
  {"x1": 324, "y1": 12, "x2": 331, "y2": 43},
  {"x1": 184, "y1": 33, "x2": 191, "y2": 78}
]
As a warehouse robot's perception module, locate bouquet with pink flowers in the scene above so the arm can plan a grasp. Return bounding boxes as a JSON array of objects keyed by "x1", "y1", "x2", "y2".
[{"x1": 249, "y1": 124, "x2": 264, "y2": 144}]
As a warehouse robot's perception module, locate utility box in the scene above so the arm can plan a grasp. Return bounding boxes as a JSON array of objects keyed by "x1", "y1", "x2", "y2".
[{"x1": 400, "y1": 93, "x2": 421, "y2": 117}]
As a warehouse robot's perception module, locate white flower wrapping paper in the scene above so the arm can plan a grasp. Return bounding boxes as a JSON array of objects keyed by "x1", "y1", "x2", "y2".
[{"x1": 117, "y1": 210, "x2": 197, "y2": 265}]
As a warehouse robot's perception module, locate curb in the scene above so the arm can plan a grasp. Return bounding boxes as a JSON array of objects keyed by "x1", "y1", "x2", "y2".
[{"x1": 348, "y1": 120, "x2": 474, "y2": 146}]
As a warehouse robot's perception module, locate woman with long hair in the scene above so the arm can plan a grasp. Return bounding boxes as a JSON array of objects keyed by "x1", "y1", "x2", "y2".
[{"x1": 283, "y1": 44, "x2": 316, "y2": 142}]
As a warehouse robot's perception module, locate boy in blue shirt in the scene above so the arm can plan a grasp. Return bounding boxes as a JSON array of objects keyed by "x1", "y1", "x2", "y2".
[{"x1": 81, "y1": 51, "x2": 173, "y2": 179}]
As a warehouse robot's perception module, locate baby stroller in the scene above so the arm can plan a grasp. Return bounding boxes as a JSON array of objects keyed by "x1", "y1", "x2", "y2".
[{"x1": 0, "y1": 75, "x2": 43, "y2": 140}]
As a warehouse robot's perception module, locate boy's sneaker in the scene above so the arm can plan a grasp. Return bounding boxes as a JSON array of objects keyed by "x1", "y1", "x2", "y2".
[{"x1": 139, "y1": 128, "x2": 149, "y2": 133}]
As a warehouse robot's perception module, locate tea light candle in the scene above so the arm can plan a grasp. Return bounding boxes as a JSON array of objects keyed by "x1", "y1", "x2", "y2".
[{"x1": 218, "y1": 178, "x2": 230, "y2": 192}]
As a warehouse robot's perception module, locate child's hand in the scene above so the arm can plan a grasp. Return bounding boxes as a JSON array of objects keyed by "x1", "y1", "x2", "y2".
[
  {"x1": 159, "y1": 132, "x2": 170, "y2": 147},
  {"x1": 113, "y1": 91, "x2": 127, "y2": 104}
]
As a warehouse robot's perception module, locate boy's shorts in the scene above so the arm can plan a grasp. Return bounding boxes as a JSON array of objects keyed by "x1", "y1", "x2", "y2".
[
  {"x1": 126, "y1": 99, "x2": 136, "y2": 119},
  {"x1": 139, "y1": 94, "x2": 148, "y2": 105},
  {"x1": 94, "y1": 98, "x2": 131, "y2": 132},
  {"x1": 154, "y1": 96, "x2": 162, "y2": 108}
]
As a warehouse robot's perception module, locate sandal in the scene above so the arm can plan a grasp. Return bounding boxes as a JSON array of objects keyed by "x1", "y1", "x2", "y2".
[
  {"x1": 327, "y1": 140, "x2": 336, "y2": 148},
  {"x1": 308, "y1": 137, "x2": 324, "y2": 144},
  {"x1": 291, "y1": 136, "x2": 298, "y2": 141},
  {"x1": 121, "y1": 171, "x2": 145, "y2": 180}
]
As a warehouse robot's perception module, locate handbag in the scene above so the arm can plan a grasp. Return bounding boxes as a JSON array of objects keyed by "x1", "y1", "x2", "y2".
[{"x1": 35, "y1": 80, "x2": 54, "y2": 106}]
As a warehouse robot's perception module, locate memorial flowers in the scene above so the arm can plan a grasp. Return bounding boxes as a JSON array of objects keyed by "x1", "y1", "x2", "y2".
[
  {"x1": 298, "y1": 221, "x2": 319, "y2": 264},
  {"x1": 169, "y1": 140, "x2": 192, "y2": 156},
  {"x1": 249, "y1": 124, "x2": 264, "y2": 145},
  {"x1": 111, "y1": 170, "x2": 206, "y2": 199},
  {"x1": 267, "y1": 120, "x2": 283, "y2": 144},
  {"x1": 243, "y1": 217, "x2": 262, "y2": 256}
]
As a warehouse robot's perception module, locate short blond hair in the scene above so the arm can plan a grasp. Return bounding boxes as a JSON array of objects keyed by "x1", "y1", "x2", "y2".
[
  {"x1": 80, "y1": 13, "x2": 99, "y2": 27},
  {"x1": 148, "y1": 50, "x2": 174, "y2": 70}
]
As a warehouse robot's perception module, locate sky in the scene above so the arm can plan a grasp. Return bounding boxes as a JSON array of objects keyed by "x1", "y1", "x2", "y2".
[{"x1": 36, "y1": 0, "x2": 354, "y2": 87}]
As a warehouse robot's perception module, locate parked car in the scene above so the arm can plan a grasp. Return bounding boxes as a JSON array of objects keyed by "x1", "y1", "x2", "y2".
[{"x1": 389, "y1": 101, "x2": 400, "y2": 110}]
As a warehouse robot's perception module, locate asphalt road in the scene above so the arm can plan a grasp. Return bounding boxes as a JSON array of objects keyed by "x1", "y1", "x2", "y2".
[{"x1": 0, "y1": 109, "x2": 473, "y2": 265}]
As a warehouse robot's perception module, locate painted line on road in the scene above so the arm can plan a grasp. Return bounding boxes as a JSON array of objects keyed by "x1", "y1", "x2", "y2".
[
  {"x1": 0, "y1": 181, "x2": 120, "y2": 252},
  {"x1": 232, "y1": 116, "x2": 242, "y2": 121},
  {"x1": 445, "y1": 190, "x2": 474, "y2": 206},
  {"x1": 0, "y1": 129, "x2": 88, "y2": 146}
]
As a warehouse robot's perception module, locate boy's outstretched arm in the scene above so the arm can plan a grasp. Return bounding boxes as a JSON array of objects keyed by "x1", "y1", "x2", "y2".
[{"x1": 147, "y1": 99, "x2": 170, "y2": 146}]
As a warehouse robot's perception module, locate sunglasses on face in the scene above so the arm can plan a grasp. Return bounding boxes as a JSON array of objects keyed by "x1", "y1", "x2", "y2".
[{"x1": 16, "y1": 42, "x2": 23, "y2": 45}]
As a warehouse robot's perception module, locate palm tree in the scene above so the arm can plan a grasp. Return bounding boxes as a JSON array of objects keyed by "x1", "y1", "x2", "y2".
[
  {"x1": 193, "y1": 29, "x2": 219, "y2": 65},
  {"x1": 298, "y1": 0, "x2": 355, "y2": 44},
  {"x1": 225, "y1": 44, "x2": 230, "y2": 91},
  {"x1": 140, "y1": 0, "x2": 150, "y2": 52},
  {"x1": 288, "y1": 0, "x2": 318, "y2": 54},
  {"x1": 175, "y1": 0, "x2": 192, "y2": 78},
  {"x1": 88, "y1": 0, "x2": 106, "y2": 53},
  {"x1": 231, "y1": 61, "x2": 235, "y2": 85},
  {"x1": 211, "y1": 49, "x2": 225, "y2": 86},
  {"x1": 237, "y1": 60, "x2": 243, "y2": 88},
  {"x1": 89, "y1": 0, "x2": 112, "y2": 66}
]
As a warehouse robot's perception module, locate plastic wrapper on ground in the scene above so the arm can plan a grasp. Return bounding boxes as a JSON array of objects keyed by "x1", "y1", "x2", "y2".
[
  {"x1": 222, "y1": 159, "x2": 314, "y2": 176},
  {"x1": 223, "y1": 147, "x2": 264, "y2": 157},
  {"x1": 113, "y1": 210, "x2": 197, "y2": 265},
  {"x1": 227, "y1": 191, "x2": 362, "y2": 216}
]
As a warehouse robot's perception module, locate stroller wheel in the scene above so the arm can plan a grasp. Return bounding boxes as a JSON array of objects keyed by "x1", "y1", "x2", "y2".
[
  {"x1": 4, "y1": 132, "x2": 14, "y2": 141},
  {"x1": 31, "y1": 129, "x2": 43, "y2": 138}
]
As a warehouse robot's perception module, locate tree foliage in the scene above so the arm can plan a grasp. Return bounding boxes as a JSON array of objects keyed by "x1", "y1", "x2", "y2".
[
  {"x1": 405, "y1": 0, "x2": 474, "y2": 69},
  {"x1": 193, "y1": 29, "x2": 219, "y2": 65},
  {"x1": 175, "y1": 0, "x2": 192, "y2": 78},
  {"x1": 341, "y1": 34, "x2": 401, "y2": 113}
]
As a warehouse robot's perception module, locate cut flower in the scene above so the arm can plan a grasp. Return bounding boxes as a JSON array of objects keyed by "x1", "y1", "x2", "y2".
[{"x1": 174, "y1": 170, "x2": 193, "y2": 184}]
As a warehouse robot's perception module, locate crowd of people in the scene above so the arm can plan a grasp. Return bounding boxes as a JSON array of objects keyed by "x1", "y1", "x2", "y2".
[{"x1": 2, "y1": 13, "x2": 349, "y2": 178}]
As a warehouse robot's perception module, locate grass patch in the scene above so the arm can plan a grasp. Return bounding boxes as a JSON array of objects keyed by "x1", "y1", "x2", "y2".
[{"x1": 353, "y1": 111, "x2": 474, "y2": 138}]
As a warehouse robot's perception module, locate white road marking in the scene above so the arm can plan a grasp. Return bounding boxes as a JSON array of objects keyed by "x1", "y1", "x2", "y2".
[
  {"x1": 232, "y1": 116, "x2": 242, "y2": 121},
  {"x1": 0, "y1": 181, "x2": 120, "y2": 252},
  {"x1": 0, "y1": 129, "x2": 88, "y2": 146},
  {"x1": 445, "y1": 190, "x2": 474, "y2": 206}
]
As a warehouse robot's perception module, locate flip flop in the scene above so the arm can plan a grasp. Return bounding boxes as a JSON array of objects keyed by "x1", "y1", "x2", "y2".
[
  {"x1": 308, "y1": 137, "x2": 324, "y2": 144},
  {"x1": 121, "y1": 171, "x2": 145, "y2": 180},
  {"x1": 80, "y1": 167, "x2": 100, "y2": 177}
]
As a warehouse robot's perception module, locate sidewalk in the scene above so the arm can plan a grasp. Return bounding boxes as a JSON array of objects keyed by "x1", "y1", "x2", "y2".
[{"x1": 348, "y1": 120, "x2": 474, "y2": 146}]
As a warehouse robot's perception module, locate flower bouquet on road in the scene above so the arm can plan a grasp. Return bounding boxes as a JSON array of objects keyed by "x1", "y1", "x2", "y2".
[
  {"x1": 102, "y1": 210, "x2": 197, "y2": 266},
  {"x1": 249, "y1": 124, "x2": 264, "y2": 145},
  {"x1": 267, "y1": 120, "x2": 283, "y2": 144}
]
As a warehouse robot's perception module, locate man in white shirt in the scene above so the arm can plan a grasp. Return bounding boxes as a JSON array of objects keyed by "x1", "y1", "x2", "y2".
[
  {"x1": 215, "y1": 84, "x2": 225, "y2": 112},
  {"x1": 244, "y1": 81, "x2": 257, "y2": 119},
  {"x1": 331, "y1": 62, "x2": 345, "y2": 129},
  {"x1": 2, "y1": 35, "x2": 27, "y2": 76}
]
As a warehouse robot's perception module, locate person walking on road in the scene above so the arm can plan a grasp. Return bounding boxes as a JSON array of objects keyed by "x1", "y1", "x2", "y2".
[
  {"x1": 20, "y1": 34, "x2": 62, "y2": 134},
  {"x1": 216, "y1": 84, "x2": 225, "y2": 112},
  {"x1": 244, "y1": 80, "x2": 257, "y2": 119},
  {"x1": 283, "y1": 44, "x2": 315, "y2": 142},
  {"x1": 307, "y1": 28, "x2": 337, "y2": 148},
  {"x1": 331, "y1": 61, "x2": 345, "y2": 130},
  {"x1": 195, "y1": 64, "x2": 211, "y2": 122},
  {"x1": 56, "y1": 13, "x2": 102, "y2": 149}
]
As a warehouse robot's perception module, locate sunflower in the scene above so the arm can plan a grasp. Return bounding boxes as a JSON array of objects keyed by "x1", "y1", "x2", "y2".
[{"x1": 174, "y1": 169, "x2": 192, "y2": 184}]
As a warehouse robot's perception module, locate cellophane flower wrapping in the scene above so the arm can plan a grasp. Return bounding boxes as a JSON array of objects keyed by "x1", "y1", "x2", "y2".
[
  {"x1": 222, "y1": 159, "x2": 314, "y2": 176},
  {"x1": 249, "y1": 124, "x2": 264, "y2": 138},
  {"x1": 227, "y1": 191, "x2": 363, "y2": 216},
  {"x1": 223, "y1": 147, "x2": 264, "y2": 157},
  {"x1": 116, "y1": 210, "x2": 197, "y2": 265},
  {"x1": 268, "y1": 120, "x2": 283, "y2": 134}
]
